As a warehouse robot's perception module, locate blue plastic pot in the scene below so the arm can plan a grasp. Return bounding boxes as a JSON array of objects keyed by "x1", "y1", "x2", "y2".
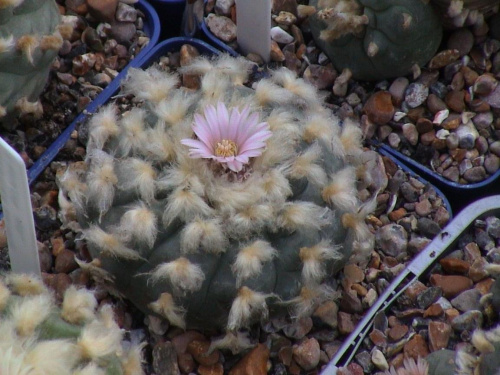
[
  {"x1": 147, "y1": 0, "x2": 186, "y2": 39},
  {"x1": 371, "y1": 141, "x2": 500, "y2": 214},
  {"x1": 25, "y1": 0, "x2": 160, "y2": 186}
]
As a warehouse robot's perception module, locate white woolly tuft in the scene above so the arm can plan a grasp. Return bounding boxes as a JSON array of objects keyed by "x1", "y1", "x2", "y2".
[
  {"x1": 148, "y1": 293, "x2": 186, "y2": 329},
  {"x1": 0, "y1": 281, "x2": 11, "y2": 311},
  {"x1": 117, "y1": 108, "x2": 148, "y2": 156},
  {"x1": 448, "y1": 0, "x2": 464, "y2": 17},
  {"x1": 254, "y1": 134, "x2": 296, "y2": 169},
  {"x1": 72, "y1": 363, "x2": 106, "y2": 375},
  {"x1": 25, "y1": 340, "x2": 80, "y2": 375},
  {"x1": 16, "y1": 35, "x2": 39, "y2": 65},
  {"x1": 299, "y1": 240, "x2": 342, "y2": 284},
  {"x1": 121, "y1": 343, "x2": 146, "y2": 375},
  {"x1": 123, "y1": 66, "x2": 179, "y2": 103},
  {"x1": 0, "y1": 347, "x2": 33, "y2": 375},
  {"x1": 150, "y1": 257, "x2": 205, "y2": 293},
  {"x1": 272, "y1": 68, "x2": 319, "y2": 104},
  {"x1": 208, "y1": 331, "x2": 255, "y2": 355},
  {"x1": 266, "y1": 109, "x2": 301, "y2": 139},
  {"x1": 455, "y1": 347, "x2": 478, "y2": 375},
  {"x1": 200, "y1": 70, "x2": 231, "y2": 103},
  {"x1": 5, "y1": 273, "x2": 46, "y2": 296},
  {"x1": 118, "y1": 158, "x2": 157, "y2": 203},
  {"x1": 87, "y1": 151, "x2": 117, "y2": 220},
  {"x1": 61, "y1": 286, "x2": 97, "y2": 325},
  {"x1": 154, "y1": 92, "x2": 194, "y2": 125},
  {"x1": 287, "y1": 285, "x2": 339, "y2": 319},
  {"x1": 340, "y1": 118, "x2": 363, "y2": 159},
  {"x1": 302, "y1": 113, "x2": 343, "y2": 154},
  {"x1": 57, "y1": 166, "x2": 87, "y2": 214},
  {"x1": 232, "y1": 241, "x2": 277, "y2": 286},
  {"x1": 321, "y1": 166, "x2": 358, "y2": 211},
  {"x1": 180, "y1": 217, "x2": 228, "y2": 254},
  {"x1": 0, "y1": 35, "x2": 14, "y2": 53},
  {"x1": 214, "y1": 54, "x2": 252, "y2": 85},
  {"x1": 472, "y1": 329, "x2": 495, "y2": 353},
  {"x1": 87, "y1": 105, "x2": 119, "y2": 153},
  {"x1": 178, "y1": 56, "x2": 214, "y2": 75},
  {"x1": 84, "y1": 226, "x2": 143, "y2": 261},
  {"x1": 15, "y1": 97, "x2": 42, "y2": 118},
  {"x1": 11, "y1": 294, "x2": 53, "y2": 337},
  {"x1": 289, "y1": 143, "x2": 328, "y2": 187},
  {"x1": 259, "y1": 168, "x2": 292, "y2": 203},
  {"x1": 116, "y1": 203, "x2": 158, "y2": 248},
  {"x1": 157, "y1": 166, "x2": 205, "y2": 195},
  {"x1": 227, "y1": 204, "x2": 274, "y2": 237},
  {"x1": 227, "y1": 287, "x2": 272, "y2": 331},
  {"x1": 143, "y1": 121, "x2": 176, "y2": 162},
  {"x1": 341, "y1": 193, "x2": 377, "y2": 242},
  {"x1": 210, "y1": 183, "x2": 264, "y2": 214},
  {"x1": 277, "y1": 202, "x2": 331, "y2": 232},
  {"x1": 253, "y1": 80, "x2": 294, "y2": 106},
  {"x1": 78, "y1": 307, "x2": 124, "y2": 360},
  {"x1": 163, "y1": 188, "x2": 214, "y2": 225}
]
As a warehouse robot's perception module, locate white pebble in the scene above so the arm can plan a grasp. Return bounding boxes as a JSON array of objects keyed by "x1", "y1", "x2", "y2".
[{"x1": 270, "y1": 26, "x2": 294, "y2": 44}]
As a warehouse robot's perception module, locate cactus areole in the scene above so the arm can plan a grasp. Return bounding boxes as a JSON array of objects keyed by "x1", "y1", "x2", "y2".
[
  {"x1": 308, "y1": 0, "x2": 443, "y2": 81},
  {"x1": 61, "y1": 54, "x2": 375, "y2": 333}
]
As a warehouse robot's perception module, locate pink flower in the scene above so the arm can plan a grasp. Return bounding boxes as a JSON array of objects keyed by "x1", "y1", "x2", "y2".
[{"x1": 181, "y1": 102, "x2": 272, "y2": 172}]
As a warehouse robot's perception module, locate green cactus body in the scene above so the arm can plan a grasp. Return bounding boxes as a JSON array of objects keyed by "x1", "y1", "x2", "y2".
[
  {"x1": 0, "y1": 273, "x2": 143, "y2": 374},
  {"x1": 0, "y1": 0, "x2": 62, "y2": 128},
  {"x1": 60, "y1": 54, "x2": 375, "y2": 333},
  {"x1": 308, "y1": 0, "x2": 443, "y2": 81}
]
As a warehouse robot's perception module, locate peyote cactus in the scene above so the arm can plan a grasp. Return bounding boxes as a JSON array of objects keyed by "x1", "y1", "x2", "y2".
[
  {"x1": 0, "y1": 0, "x2": 64, "y2": 129},
  {"x1": 307, "y1": 0, "x2": 443, "y2": 81},
  {"x1": 59, "y1": 53, "x2": 375, "y2": 335},
  {"x1": 0, "y1": 272, "x2": 144, "y2": 374}
]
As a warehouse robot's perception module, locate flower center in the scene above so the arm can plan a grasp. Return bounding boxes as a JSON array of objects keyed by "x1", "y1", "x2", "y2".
[{"x1": 215, "y1": 139, "x2": 238, "y2": 157}]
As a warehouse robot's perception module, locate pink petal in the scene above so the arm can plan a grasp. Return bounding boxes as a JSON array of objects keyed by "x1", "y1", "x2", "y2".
[
  {"x1": 239, "y1": 149, "x2": 263, "y2": 158},
  {"x1": 239, "y1": 130, "x2": 272, "y2": 153},
  {"x1": 235, "y1": 154, "x2": 249, "y2": 163},
  {"x1": 204, "y1": 105, "x2": 222, "y2": 141},
  {"x1": 236, "y1": 112, "x2": 260, "y2": 145},
  {"x1": 181, "y1": 138, "x2": 214, "y2": 157},
  {"x1": 226, "y1": 159, "x2": 243, "y2": 172},
  {"x1": 192, "y1": 114, "x2": 216, "y2": 148},
  {"x1": 227, "y1": 107, "x2": 241, "y2": 141},
  {"x1": 216, "y1": 101, "x2": 230, "y2": 139}
]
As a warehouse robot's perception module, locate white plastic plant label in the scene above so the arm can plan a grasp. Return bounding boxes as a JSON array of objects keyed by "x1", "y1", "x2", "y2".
[
  {"x1": 235, "y1": 0, "x2": 271, "y2": 62},
  {"x1": 0, "y1": 137, "x2": 40, "y2": 276}
]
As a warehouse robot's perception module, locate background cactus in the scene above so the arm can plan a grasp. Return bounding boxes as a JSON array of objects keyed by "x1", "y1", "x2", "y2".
[
  {"x1": 307, "y1": 0, "x2": 443, "y2": 81},
  {"x1": 432, "y1": 0, "x2": 500, "y2": 28},
  {"x1": 0, "y1": 272, "x2": 144, "y2": 374},
  {"x1": 0, "y1": 0, "x2": 64, "y2": 129},
  {"x1": 58, "y1": 53, "x2": 375, "y2": 335}
]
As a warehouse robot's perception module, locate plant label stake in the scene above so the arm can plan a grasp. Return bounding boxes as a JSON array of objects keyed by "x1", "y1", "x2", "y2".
[
  {"x1": 235, "y1": 0, "x2": 271, "y2": 62},
  {"x1": 0, "y1": 137, "x2": 40, "y2": 276}
]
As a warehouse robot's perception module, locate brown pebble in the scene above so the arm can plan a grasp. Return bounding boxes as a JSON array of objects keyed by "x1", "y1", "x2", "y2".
[
  {"x1": 228, "y1": 344, "x2": 269, "y2": 375},
  {"x1": 429, "y1": 274, "x2": 473, "y2": 298},
  {"x1": 403, "y1": 334, "x2": 429, "y2": 360},
  {"x1": 424, "y1": 303, "x2": 444, "y2": 318},
  {"x1": 445, "y1": 90, "x2": 465, "y2": 112},
  {"x1": 388, "y1": 208, "x2": 407, "y2": 221},
  {"x1": 387, "y1": 325, "x2": 408, "y2": 342},
  {"x1": 362, "y1": 91, "x2": 395, "y2": 125},
  {"x1": 337, "y1": 311, "x2": 355, "y2": 335},
  {"x1": 187, "y1": 341, "x2": 220, "y2": 366},
  {"x1": 54, "y1": 249, "x2": 78, "y2": 274},
  {"x1": 439, "y1": 258, "x2": 470, "y2": 274},
  {"x1": 369, "y1": 329, "x2": 387, "y2": 347},
  {"x1": 428, "y1": 321, "x2": 451, "y2": 352},
  {"x1": 428, "y1": 49, "x2": 460, "y2": 70},
  {"x1": 198, "y1": 363, "x2": 224, "y2": 375}
]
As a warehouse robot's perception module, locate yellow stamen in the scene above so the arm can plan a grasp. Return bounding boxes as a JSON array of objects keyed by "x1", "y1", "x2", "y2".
[{"x1": 215, "y1": 139, "x2": 238, "y2": 157}]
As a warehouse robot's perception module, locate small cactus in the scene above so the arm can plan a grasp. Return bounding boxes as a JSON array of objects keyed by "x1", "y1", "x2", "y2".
[
  {"x1": 0, "y1": 0, "x2": 64, "y2": 129},
  {"x1": 59, "y1": 53, "x2": 375, "y2": 336},
  {"x1": 432, "y1": 0, "x2": 500, "y2": 28},
  {"x1": 0, "y1": 272, "x2": 144, "y2": 374},
  {"x1": 307, "y1": 0, "x2": 443, "y2": 81}
]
